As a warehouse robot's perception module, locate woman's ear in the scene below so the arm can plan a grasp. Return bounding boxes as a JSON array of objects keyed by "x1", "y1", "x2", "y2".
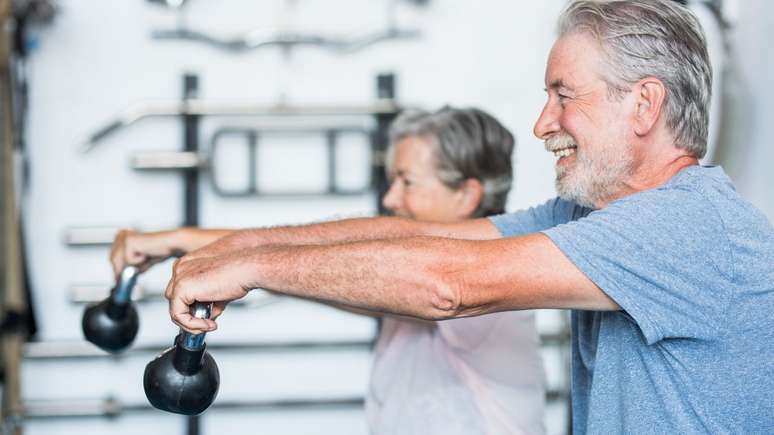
[{"x1": 456, "y1": 178, "x2": 484, "y2": 219}]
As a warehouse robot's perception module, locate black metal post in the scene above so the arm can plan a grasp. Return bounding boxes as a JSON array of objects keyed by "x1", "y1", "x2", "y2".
[
  {"x1": 326, "y1": 130, "x2": 337, "y2": 194},
  {"x1": 181, "y1": 73, "x2": 200, "y2": 435},
  {"x1": 373, "y1": 73, "x2": 397, "y2": 215},
  {"x1": 183, "y1": 74, "x2": 199, "y2": 228}
]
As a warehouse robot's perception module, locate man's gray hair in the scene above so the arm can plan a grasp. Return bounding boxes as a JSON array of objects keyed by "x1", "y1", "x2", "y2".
[
  {"x1": 388, "y1": 107, "x2": 515, "y2": 217},
  {"x1": 558, "y1": 0, "x2": 712, "y2": 157}
]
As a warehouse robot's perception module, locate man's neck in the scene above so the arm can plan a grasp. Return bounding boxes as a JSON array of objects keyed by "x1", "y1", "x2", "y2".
[{"x1": 596, "y1": 154, "x2": 699, "y2": 209}]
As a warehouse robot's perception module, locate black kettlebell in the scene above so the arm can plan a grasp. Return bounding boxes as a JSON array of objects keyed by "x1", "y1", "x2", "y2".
[
  {"x1": 82, "y1": 266, "x2": 140, "y2": 353},
  {"x1": 143, "y1": 302, "x2": 220, "y2": 415}
]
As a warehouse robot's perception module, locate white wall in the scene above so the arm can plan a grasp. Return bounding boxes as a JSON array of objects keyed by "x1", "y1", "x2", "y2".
[{"x1": 711, "y1": 0, "x2": 774, "y2": 221}]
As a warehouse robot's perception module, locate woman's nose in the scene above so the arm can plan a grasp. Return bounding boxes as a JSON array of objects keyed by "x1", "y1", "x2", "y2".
[{"x1": 381, "y1": 179, "x2": 402, "y2": 212}]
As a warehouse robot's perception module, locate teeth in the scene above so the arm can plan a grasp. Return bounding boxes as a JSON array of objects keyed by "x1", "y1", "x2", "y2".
[{"x1": 552, "y1": 147, "x2": 576, "y2": 158}]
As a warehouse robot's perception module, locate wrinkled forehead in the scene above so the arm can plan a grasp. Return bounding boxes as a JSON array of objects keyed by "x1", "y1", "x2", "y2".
[{"x1": 544, "y1": 33, "x2": 605, "y2": 87}]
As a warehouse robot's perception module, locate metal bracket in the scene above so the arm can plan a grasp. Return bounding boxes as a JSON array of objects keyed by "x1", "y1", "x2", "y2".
[
  {"x1": 69, "y1": 284, "x2": 279, "y2": 308},
  {"x1": 128, "y1": 126, "x2": 374, "y2": 197},
  {"x1": 131, "y1": 150, "x2": 205, "y2": 170},
  {"x1": 80, "y1": 100, "x2": 401, "y2": 153},
  {"x1": 147, "y1": 0, "x2": 423, "y2": 55},
  {"x1": 209, "y1": 126, "x2": 372, "y2": 197},
  {"x1": 24, "y1": 338, "x2": 375, "y2": 359},
  {"x1": 151, "y1": 27, "x2": 420, "y2": 54},
  {"x1": 63, "y1": 226, "x2": 124, "y2": 247},
  {"x1": 22, "y1": 395, "x2": 366, "y2": 419}
]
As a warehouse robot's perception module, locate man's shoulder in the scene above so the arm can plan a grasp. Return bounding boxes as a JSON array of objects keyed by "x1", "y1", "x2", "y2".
[
  {"x1": 605, "y1": 166, "x2": 739, "y2": 222},
  {"x1": 639, "y1": 165, "x2": 771, "y2": 234},
  {"x1": 652, "y1": 165, "x2": 737, "y2": 205},
  {"x1": 587, "y1": 164, "x2": 774, "y2": 278}
]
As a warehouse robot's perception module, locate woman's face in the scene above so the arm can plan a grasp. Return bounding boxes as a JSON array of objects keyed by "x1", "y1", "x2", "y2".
[{"x1": 382, "y1": 136, "x2": 477, "y2": 222}]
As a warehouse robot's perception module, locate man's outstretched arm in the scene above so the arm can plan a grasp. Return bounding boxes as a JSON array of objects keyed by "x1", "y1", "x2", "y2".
[
  {"x1": 111, "y1": 216, "x2": 497, "y2": 276},
  {"x1": 166, "y1": 227, "x2": 619, "y2": 333}
]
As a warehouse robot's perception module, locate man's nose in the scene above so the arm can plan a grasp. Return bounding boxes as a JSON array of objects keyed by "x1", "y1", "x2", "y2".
[{"x1": 533, "y1": 100, "x2": 561, "y2": 140}]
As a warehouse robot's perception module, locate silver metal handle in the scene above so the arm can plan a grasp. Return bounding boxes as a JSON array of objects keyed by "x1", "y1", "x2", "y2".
[
  {"x1": 111, "y1": 266, "x2": 140, "y2": 305},
  {"x1": 131, "y1": 151, "x2": 206, "y2": 170},
  {"x1": 181, "y1": 302, "x2": 212, "y2": 351}
]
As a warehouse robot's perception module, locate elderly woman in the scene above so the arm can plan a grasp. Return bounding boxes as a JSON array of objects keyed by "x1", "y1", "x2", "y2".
[
  {"x1": 367, "y1": 107, "x2": 544, "y2": 434},
  {"x1": 110, "y1": 107, "x2": 544, "y2": 435}
]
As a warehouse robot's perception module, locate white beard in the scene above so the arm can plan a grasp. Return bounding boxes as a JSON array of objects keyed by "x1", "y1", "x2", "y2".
[{"x1": 547, "y1": 134, "x2": 634, "y2": 208}]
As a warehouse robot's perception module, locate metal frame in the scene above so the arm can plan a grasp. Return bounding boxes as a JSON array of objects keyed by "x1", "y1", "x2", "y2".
[
  {"x1": 147, "y1": 0, "x2": 422, "y2": 55},
  {"x1": 22, "y1": 389, "x2": 566, "y2": 420},
  {"x1": 207, "y1": 126, "x2": 373, "y2": 197},
  {"x1": 24, "y1": 338, "x2": 375, "y2": 360},
  {"x1": 23, "y1": 396, "x2": 367, "y2": 420},
  {"x1": 23, "y1": 332, "x2": 570, "y2": 360},
  {"x1": 151, "y1": 27, "x2": 420, "y2": 55},
  {"x1": 80, "y1": 100, "x2": 401, "y2": 153},
  {"x1": 68, "y1": 73, "x2": 400, "y2": 435}
]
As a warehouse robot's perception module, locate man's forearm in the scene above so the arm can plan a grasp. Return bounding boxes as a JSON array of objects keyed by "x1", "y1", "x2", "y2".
[
  {"x1": 240, "y1": 231, "x2": 617, "y2": 320},
  {"x1": 243, "y1": 236, "x2": 471, "y2": 320}
]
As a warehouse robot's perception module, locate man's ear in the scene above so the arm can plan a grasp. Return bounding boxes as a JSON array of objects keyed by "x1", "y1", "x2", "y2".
[
  {"x1": 633, "y1": 77, "x2": 667, "y2": 137},
  {"x1": 456, "y1": 178, "x2": 484, "y2": 219}
]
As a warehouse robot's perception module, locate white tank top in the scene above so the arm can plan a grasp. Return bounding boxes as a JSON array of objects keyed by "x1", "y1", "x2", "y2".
[{"x1": 366, "y1": 310, "x2": 545, "y2": 434}]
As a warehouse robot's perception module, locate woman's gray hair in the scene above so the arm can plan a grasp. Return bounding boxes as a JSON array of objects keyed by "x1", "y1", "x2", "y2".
[
  {"x1": 558, "y1": 0, "x2": 712, "y2": 158},
  {"x1": 388, "y1": 107, "x2": 515, "y2": 217}
]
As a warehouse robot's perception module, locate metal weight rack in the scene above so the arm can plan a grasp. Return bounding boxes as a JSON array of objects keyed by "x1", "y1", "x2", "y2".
[{"x1": 43, "y1": 73, "x2": 402, "y2": 435}]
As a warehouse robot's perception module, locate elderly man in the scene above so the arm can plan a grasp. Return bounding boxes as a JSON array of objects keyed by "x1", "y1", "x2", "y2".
[{"x1": 114, "y1": 1, "x2": 773, "y2": 433}]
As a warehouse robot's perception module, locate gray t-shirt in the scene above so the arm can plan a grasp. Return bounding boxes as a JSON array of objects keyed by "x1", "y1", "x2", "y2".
[{"x1": 490, "y1": 166, "x2": 774, "y2": 434}]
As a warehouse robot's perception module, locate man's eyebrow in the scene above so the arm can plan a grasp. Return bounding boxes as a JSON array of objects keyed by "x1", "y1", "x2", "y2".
[{"x1": 546, "y1": 79, "x2": 569, "y2": 91}]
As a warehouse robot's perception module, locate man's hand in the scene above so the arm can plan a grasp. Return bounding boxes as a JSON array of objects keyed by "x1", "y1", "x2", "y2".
[
  {"x1": 110, "y1": 229, "x2": 183, "y2": 277},
  {"x1": 165, "y1": 250, "x2": 255, "y2": 334}
]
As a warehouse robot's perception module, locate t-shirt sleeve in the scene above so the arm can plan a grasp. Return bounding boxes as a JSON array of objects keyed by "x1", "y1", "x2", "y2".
[
  {"x1": 542, "y1": 188, "x2": 733, "y2": 345},
  {"x1": 490, "y1": 198, "x2": 582, "y2": 237}
]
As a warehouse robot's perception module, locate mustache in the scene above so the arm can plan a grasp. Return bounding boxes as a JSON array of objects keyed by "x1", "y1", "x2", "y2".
[{"x1": 544, "y1": 134, "x2": 576, "y2": 152}]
